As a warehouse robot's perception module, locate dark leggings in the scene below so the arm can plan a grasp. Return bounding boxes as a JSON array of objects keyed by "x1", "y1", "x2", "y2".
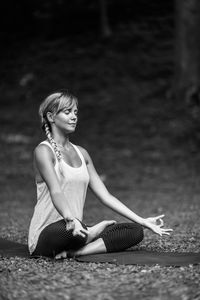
[{"x1": 32, "y1": 219, "x2": 144, "y2": 258}]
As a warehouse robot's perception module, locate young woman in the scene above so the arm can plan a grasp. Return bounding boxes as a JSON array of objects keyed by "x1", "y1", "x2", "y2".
[{"x1": 28, "y1": 91, "x2": 173, "y2": 259}]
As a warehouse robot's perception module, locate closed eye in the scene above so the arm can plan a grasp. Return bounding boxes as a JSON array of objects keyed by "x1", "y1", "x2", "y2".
[
  {"x1": 63, "y1": 108, "x2": 78, "y2": 116},
  {"x1": 63, "y1": 109, "x2": 70, "y2": 115}
]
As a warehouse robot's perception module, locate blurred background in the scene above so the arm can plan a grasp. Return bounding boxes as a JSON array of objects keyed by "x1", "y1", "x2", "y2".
[
  {"x1": 0, "y1": 0, "x2": 200, "y2": 236},
  {"x1": 1, "y1": 3, "x2": 200, "y2": 299}
]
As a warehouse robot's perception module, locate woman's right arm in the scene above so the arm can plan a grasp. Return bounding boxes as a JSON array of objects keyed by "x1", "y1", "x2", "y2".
[
  {"x1": 34, "y1": 144, "x2": 74, "y2": 221},
  {"x1": 34, "y1": 145, "x2": 88, "y2": 238}
]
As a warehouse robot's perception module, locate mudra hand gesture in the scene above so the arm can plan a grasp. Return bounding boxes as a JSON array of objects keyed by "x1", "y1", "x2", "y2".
[
  {"x1": 66, "y1": 218, "x2": 88, "y2": 239},
  {"x1": 144, "y1": 214, "x2": 173, "y2": 236}
]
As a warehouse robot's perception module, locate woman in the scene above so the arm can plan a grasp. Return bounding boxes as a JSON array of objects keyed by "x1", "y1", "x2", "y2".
[{"x1": 28, "y1": 91, "x2": 173, "y2": 259}]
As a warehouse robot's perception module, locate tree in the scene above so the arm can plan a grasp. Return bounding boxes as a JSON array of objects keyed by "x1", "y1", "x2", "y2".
[
  {"x1": 175, "y1": 0, "x2": 200, "y2": 107},
  {"x1": 99, "y1": 0, "x2": 112, "y2": 38}
]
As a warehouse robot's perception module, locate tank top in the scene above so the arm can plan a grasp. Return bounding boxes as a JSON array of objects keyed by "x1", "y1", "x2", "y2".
[{"x1": 28, "y1": 140, "x2": 90, "y2": 254}]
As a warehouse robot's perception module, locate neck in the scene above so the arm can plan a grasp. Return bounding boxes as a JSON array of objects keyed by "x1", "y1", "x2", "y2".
[{"x1": 52, "y1": 133, "x2": 70, "y2": 149}]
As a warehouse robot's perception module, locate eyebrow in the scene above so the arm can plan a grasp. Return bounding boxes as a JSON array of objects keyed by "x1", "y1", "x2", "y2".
[{"x1": 62, "y1": 107, "x2": 78, "y2": 112}]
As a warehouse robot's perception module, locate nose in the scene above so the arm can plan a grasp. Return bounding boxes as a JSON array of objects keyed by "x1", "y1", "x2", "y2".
[{"x1": 71, "y1": 112, "x2": 77, "y2": 120}]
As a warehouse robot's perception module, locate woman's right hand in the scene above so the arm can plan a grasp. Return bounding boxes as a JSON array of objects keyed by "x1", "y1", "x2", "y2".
[{"x1": 72, "y1": 218, "x2": 88, "y2": 239}]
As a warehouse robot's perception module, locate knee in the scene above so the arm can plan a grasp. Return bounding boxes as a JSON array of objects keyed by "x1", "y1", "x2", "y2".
[
  {"x1": 136, "y1": 224, "x2": 144, "y2": 242},
  {"x1": 128, "y1": 223, "x2": 144, "y2": 246}
]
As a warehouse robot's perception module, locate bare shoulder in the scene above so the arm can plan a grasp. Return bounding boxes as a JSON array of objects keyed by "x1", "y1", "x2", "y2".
[{"x1": 34, "y1": 143, "x2": 55, "y2": 164}]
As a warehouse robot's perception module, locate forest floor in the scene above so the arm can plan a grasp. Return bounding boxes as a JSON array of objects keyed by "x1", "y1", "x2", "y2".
[{"x1": 0, "y1": 11, "x2": 200, "y2": 300}]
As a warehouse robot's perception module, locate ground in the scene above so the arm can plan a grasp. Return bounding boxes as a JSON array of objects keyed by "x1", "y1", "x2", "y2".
[{"x1": 0, "y1": 10, "x2": 200, "y2": 300}]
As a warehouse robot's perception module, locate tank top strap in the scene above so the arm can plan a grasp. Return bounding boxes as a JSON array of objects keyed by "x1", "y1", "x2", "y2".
[
  {"x1": 39, "y1": 140, "x2": 58, "y2": 164},
  {"x1": 71, "y1": 143, "x2": 87, "y2": 166}
]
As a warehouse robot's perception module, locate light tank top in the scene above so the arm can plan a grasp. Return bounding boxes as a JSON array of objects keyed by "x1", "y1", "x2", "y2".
[{"x1": 28, "y1": 141, "x2": 90, "y2": 254}]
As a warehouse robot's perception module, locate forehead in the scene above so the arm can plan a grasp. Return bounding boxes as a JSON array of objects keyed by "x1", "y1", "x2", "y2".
[
  {"x1": 62, "y1": 102, "x2": 78, "y2": 110},
  {"x1": 57, "y1": 96, "x2": 78, "y2": 111}
]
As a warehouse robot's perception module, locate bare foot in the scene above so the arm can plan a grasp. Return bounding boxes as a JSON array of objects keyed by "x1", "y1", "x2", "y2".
[
  {"x1": 86, "y1": 220, "x2": 116, "y2": 243},
  {"x1": 55, "y1": 220, "x2": 116, "y2": 259},
  {"x1": 55, "y1": 251, "x2": 68, "y2": 260}
]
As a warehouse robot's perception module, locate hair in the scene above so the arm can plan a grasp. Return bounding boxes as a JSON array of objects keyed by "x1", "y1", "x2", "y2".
[{"x1": 39, "y1": 90, "x2": 78, "y2": 169}]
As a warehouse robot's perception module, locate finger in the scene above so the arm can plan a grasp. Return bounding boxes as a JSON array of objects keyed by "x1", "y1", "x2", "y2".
[
  {"x1": 156, "y1": 214, "x2": 165, "y2": 219},
  {"x1": 66, "y1": 224, "x2": 74, "y2": 231},
  {"x1": 159, "y1": 219, "x2": 164, "y2": 227},
  {"x1": 162, "y1": 232, "x2": 171, "y2": 236},
  {"x1": 72, "y1": 230, "x2": 77, "y2": 236},
  {"x1": 161, "y1": 230, "x2": 173, "y2": 234},
  {"x1": 73, "y1": 231, "x2": 85, "y2": 238},
  {"x1": 73, "y1": 228, "x2": 88, "y2": 237},
  {"x1": 80, "y1": 229, "x2": 88, "y2": 235},
  {"x1": 80, "y1": 230, "x2": 88, "y2": 237}
]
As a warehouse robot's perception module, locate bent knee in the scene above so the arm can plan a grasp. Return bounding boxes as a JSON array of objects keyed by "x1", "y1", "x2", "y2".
[{"x1": 136, "y1": 224, "x2": 144, "y2": 242}]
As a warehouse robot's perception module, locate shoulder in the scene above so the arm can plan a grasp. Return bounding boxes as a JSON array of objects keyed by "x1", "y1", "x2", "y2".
[
  {"x1": 34, "y1": 142, "x2": 55, "y2": 163},
  {"x1": 76, "y1": 145, "x2": 91, "y2": 165}
]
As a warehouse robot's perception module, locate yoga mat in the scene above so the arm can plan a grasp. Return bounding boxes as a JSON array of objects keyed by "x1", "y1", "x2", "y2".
[
  {"x1": 76, "y1": 251, "x2": 200, "y2": 266},
  {"x1": 0, "y1": 238, "x2": 200, "y2": 266},
  {"x1": 0, "y1": 238, "x2": 29, "y2": 258}
]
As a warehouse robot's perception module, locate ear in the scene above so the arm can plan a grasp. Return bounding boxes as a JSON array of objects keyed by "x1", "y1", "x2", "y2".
[{"x1": 46, "y1": 111, "x2": 55, "y2": 124}]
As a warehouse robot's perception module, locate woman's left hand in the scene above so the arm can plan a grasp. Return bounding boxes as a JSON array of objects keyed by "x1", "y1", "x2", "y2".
[
  {"x1": 144, "y1": 214, "x2": 173, "y2": 236},
  {"x1": 146, "y1": 214, "x2": 165, "y2": 227}
]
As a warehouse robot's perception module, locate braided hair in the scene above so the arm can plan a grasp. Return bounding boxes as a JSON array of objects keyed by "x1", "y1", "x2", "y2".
[
  {"x1": 39, "y1": 91, "x2": 78, "y2": 171},
  {"x1": 44, "y1": 122, "x2": 62, "y2": 162}
]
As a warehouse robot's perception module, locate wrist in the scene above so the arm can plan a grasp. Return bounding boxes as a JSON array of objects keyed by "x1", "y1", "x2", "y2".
[
  {"x1": 65, "y1": 217, "x2": 75, "y2": 231},
  {"x1": 141, "y1": 218, "x2": 149, "y2": 228}
]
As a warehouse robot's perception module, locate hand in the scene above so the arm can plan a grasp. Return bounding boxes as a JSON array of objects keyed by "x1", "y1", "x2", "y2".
[
  {"x1": 65, "y1": 219, "x2": 75, "y2": 231},
  {"x1": 72, "y1": 218, "x2": 88, "y2": 239},
  {"x1": 144, "y1": 214, "x2": 173, "y2": 236},
  {"x1": 146, "y1": 214, "x2": 165, "y2": 227}
]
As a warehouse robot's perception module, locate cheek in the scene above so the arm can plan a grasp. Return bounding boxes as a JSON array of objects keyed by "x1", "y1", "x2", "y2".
[{"x1": 56, "y1": 116, "x2": 69, "y2": 126}]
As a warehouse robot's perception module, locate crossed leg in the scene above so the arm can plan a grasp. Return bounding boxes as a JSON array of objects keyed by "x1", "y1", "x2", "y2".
[
  {"x1": 58, "y1": 222, "x2": 144, "y2": 259},
  {"x1": 32, "y1": 219, "x2": 144, "y2": 259},
  {"x1": 55, "y1": 220, "x2": 115, "y2": 259}
]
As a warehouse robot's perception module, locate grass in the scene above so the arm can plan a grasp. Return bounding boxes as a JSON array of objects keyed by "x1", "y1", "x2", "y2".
[{"x1": 0, "y1": 13, "x2": 200, "y2": 300}]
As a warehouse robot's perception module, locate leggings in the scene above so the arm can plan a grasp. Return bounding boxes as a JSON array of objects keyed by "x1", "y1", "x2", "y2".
[{"x1": 31, "y1": 219, "x2": 144, "y2": 258}]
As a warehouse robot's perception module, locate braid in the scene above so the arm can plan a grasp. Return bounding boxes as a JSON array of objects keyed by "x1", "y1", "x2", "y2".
[
  {"x1": 44, "y1": 123, "x2": 62, "y2": 162},
  {"x1": 39, "y1": 91, "x2": 78, "y2": 177}
]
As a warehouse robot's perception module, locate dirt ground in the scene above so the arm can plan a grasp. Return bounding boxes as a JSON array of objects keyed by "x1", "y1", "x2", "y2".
[{"x1": 0, "y1": 13, "x2": 200, "y2": 300}]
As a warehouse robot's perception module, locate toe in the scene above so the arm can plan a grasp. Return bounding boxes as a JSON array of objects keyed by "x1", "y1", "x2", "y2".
[{"x1": 55, "y1": 251, "x2": 67, "y2": 259}]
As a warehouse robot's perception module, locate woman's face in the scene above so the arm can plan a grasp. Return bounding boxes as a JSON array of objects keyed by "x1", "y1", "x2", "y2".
[{"x1": 54, "y1": 102, "x2": 78, "y2": 134}]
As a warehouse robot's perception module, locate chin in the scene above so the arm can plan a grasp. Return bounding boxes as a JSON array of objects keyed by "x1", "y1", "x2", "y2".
[{"x1": 67, "y1": 128, "x2": 76, "y2": 133}]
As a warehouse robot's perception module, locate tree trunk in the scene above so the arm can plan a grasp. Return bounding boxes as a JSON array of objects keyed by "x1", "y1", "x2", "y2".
[
  {"x1": 175, "y1": 0, "x2": 200, "y2": 105},
  {"x1": 99, "y1": 0, "x2": 112, "y2": 38}
]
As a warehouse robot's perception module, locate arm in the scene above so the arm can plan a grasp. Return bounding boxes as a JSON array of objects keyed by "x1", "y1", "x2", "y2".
[
  {"x1": 34, "y1": 145, "x2": 88, "y2": 236},
  {"x1": 34, "y1": 144, "x2": 74, "y2": 221},
  {"x1": 79, "y1": 147, "x2": 173, "y2": 236}
]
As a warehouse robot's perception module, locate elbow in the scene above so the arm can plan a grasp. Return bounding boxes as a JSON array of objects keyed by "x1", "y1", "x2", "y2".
[{"x1": 99, "y1": 191, "x2": 112, "y2": 205}]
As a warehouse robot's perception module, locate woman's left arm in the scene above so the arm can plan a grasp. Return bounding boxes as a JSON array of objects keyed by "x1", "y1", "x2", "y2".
[
  {"x1": 79, "y1": 147, "x2": 146, "y2": 225},
  {"x1": 79, "y1": 147, "x2": 173, "y2": 236}
]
